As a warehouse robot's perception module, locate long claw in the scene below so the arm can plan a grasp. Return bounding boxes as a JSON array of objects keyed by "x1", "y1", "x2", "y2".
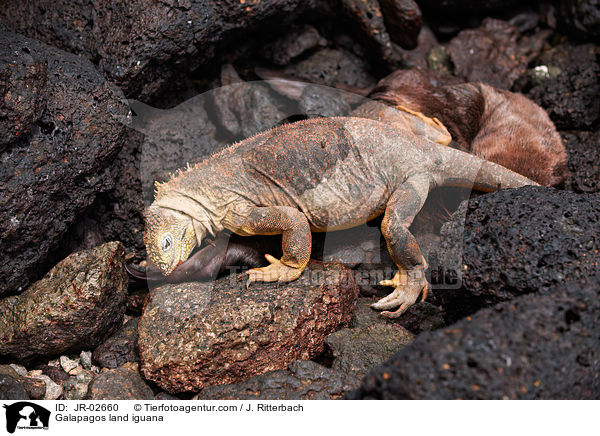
[{"x1": 381, "y1": 303, "x2": 410, "y2": 319}]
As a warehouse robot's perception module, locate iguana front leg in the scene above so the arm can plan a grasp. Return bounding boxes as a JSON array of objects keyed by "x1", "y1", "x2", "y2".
[
  {"x1": 374, "y1": 173, "x2": 430, "y2": 318},
  {"x1": 229, "y1": 206, "x2": 311, "y2": 283}
]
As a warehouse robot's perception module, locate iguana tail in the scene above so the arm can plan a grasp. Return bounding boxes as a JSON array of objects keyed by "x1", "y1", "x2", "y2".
[{"x1": 442, "y1": 149, "x2": 540, "y2": 192}]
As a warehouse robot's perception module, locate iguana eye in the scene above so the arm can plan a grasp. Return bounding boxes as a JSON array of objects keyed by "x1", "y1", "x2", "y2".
[{"x1": 161, "y1": 234, "x2": 172, "y2": 251}]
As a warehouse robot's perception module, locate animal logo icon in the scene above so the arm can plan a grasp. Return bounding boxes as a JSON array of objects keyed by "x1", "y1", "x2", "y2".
[{"x1": 2, "y1": 402, "x2": 50, "y2": 433}]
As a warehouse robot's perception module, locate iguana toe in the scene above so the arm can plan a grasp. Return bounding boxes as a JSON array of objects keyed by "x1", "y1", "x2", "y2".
[
  {"x1": 246, "y1": 254, "x2": 304, "y2": 283},
  {"x1": 371, "y1": 270, "x2": 428, "y2": 317}
]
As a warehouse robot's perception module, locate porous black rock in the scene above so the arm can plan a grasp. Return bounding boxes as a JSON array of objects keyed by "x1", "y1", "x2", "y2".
[
  {"x1": 559, "y1": 0, "x2": 600, "y2": 42},
  {"x1": 347, "y1": 277, "x2": 600, "y2": 399},
  {"x1": 0, "y1": 30, "x2": 132, "y2": 296},
  {"x1": 562, "y1": 129, "x2": 600, "y2": 194},
  {"x1": 195, "y1": 361, "x2": 354, "y2": 400},
  {"x1": 434, "y1": 186, "x2": 600, "y2": 306},
  {"x1": 527, "y1": 44, "x2": 600, "y2": 130},
  {"x1": 0, "y1": 0, "x2": 331, "y2": 100},
  {"x1": 93, "y1": 318, "x2": 140, "y2": 369},
  {"x1": 86, "y1": 363, "x2": 153, "y2": 400}
]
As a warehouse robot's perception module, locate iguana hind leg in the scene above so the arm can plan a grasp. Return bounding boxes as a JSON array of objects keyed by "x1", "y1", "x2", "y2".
[
  {"x1": 230, "y1": 205, "x2": 311, "y2": 283},
  {"x1": 373, "y1": 173, "x2": 430, "y2": 318}
]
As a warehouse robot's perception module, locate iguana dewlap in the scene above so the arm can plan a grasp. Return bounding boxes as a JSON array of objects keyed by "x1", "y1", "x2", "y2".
[{"x1": 144, "y1": 116, "x2": 538, "y2": 317}]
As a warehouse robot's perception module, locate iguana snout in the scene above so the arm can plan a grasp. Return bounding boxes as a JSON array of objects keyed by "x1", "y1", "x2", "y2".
[{"x1": 144, "y1": 205, "x2": 197, "y2": 276}]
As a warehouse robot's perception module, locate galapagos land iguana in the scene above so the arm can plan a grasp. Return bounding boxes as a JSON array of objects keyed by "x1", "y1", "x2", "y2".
[{"x1": 144, "y1": 116, "x2": 538, "y2": 317}]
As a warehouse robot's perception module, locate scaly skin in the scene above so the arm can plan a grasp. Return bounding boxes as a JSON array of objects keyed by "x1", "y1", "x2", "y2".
[{"x1": 145, "y1": 116, "x2": 538, "y2": 317}]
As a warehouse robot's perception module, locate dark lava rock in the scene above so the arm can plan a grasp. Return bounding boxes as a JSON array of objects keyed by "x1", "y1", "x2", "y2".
[
  {"x1": 0, "y1": 0, "x2": 330, "y2": 100},
  {"x1": 284, "y1": 48, "x2": 376, "y2": 89},
  {"x1": 395, "y1": 302, "x2": 446, "y2": 334},
  {"x1": 196, "y1": 360, "x2": 354, "y2": 400},
  {"x1": 562, "y1": 130, "x2": 600, "y2": 194},
  {"x1": 93, "y1": 318, "x2": 140, "y2": 369},
  {"x1": 138, "y1": 262, "x2": 359, "y2": 393},
  {"x1": 559, "y1": 0, "x2": 600, "y2": 41},
  {"x1": 20, "y1": 377, "x2": 46, "y2": 400},
  {"x1": 0, "y1": 30, "x2": 132, "y2": 296},
  {"x1": 298, "y1": 85, "x2": 352, "y2": 118},
  {"x1": 435, "y1": 187, "x2": 600, "y2": 306},
  {"x1": 86, "y1": 363, "x2": 153, "y2": 400},
  {"x1": 261, "y1": 25, "x2": 327, "y2": 66},
  {"x1": 0, "y1": 242, "x2": 128, "y2": 360},
  {"x1": 62, "y1": 370, "x2": 94, "y2": 400},
  {"x1": 528, "y1": 44, "x2": 600, "y2": 130},
  {"x1": 35, "y1": 365, "x2": 69, "y2": 384},
  {"x1": 347, "y1": 277, "x2": 600, "y2": 399},
  {"x1": 378, "y1": 0, "x2": 422, "y2": 49},
  {"x1": 447, "y1": 18, "x2": 541, "y2": 89},
  {"x1": 0, "y1": 45, "x2": 46, "y2": 151},
  {"x1": 324, "y1": 298, "x2": 414, "y2": 383},
  {"x1": 0, "y1": 374, "x2": 28, "y2": 400},
  {"x1": 131, "y1": 93, "x2": 223, "y2": 194},
  {"x1": 340, "y1": 0, "x2": 422, "y2": 65},
  {"x1": 213, "y1": 64, "x2": 286, "y2": 139}
]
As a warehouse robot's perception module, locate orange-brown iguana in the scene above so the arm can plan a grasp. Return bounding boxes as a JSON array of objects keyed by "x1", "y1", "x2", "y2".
[{"x1": 144, "y1": 116, "x2": 538, "y2": 317}]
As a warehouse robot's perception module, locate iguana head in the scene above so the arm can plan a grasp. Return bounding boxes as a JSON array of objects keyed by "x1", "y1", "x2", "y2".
[{"x1": 144, "y1": 205, "x2": 197, "y2": 276}]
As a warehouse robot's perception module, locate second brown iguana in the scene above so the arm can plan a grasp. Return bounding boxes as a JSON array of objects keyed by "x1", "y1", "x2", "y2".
[{"x1": 144, "y1": 116, "x2": 538, "y2": 317}]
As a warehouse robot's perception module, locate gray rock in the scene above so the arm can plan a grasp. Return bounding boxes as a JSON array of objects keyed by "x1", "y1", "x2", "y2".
[
  {"x1": 86, "y1": 363, "x2": 153, "y2": 400},
  {"x1": 325, "y1": 298, "x2": 414, "y2": 383},
  {"x1": 196, "y1": 361, "x2": 354, "y2": 400},
  {"x1": 138, "y1": 262, "x2": 359, "y2": 393},
  {"x1": 0, "y1": 242, "x2": 128, "y2": 360}
]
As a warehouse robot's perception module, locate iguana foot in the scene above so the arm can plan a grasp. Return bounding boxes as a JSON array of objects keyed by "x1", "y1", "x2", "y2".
[
  {"x1": 371, "y1": 269, "x2": 428, "y2": 318},
  {"x1": 246, "y1": 254, "x2": 304, "y2": 284}
]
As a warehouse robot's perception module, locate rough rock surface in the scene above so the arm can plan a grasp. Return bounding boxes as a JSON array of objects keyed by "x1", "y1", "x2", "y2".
[
  {"x1": 298, "y1": 85, "x2": 352, "y2": 118},
  {"x1": 283, "y1": 48, "x2": 376, "y2": 89},
  {"x1": 261, "y1": 25, "x2": 327, "y2": 66},
  {"x1": 196, "y1": 360, "x2": 354, "y2": 400},
  {"x1": 62, "y1": 370, "x2": 94, "y2": 400},
  {"x1": 0, "y1": 30, "x2": 132, "y2": 296},
  {"x1": 0, "y1": 374, "x2": 28, "y2": 400},
  {"x1": 340, "y1": 0, "x2": 421, "y2": 65},
  {"x1": 93, "y1": 318, "x2": 140, "y2": 369},
  {"x1": 434, "y1": 187, "x2": 600, "y2": 306},
  {"x1": 0, "y1": 0, "x2": 331, "y2": 100},
  {"x1": 138, "y1": 262, "x2": 359, "y2": 393},
  {"x1": 213, "y1": 64, "x2": 286, "y2": 139},
  {"x1": 447, "y1": 18, "x2": 542, "y2": 89},
  {"x1": 559, "y1": 0, "x2": 600, "y2": 41},
  {"x1": 528, "y1": 44, "x2": 599, "y2": 130},
  {"x1": 325, "y1": 298, "x2": 414, "y2": 383},
  {"x1": 347, "y1": 277, "x2": 600, "y2": 399},
  {"x1": 86, "y1": 363, "x2": 153, "y2": 400},
  {"x1": 0, "y1": 242, "x2": 128, "y2": 360},
  {"x1": 562, "y1": 130, "x2": 600, "y2": 194},
  {"x1": 131, "y1": 95, "x2": 223, "y2": 195}
]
